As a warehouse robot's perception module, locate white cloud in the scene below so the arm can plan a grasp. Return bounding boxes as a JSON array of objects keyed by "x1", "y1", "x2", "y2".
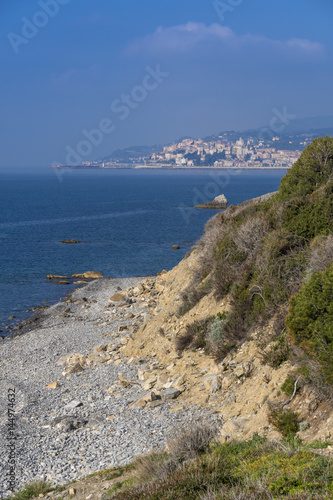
[{"x1": 126, "y1": 22, "x2": 325, "y2": 59}]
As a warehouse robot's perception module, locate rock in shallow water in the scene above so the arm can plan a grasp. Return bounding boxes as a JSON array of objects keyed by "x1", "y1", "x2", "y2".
[{"x1": 60, "y1": 239, "x2": 81, "y2": 244}]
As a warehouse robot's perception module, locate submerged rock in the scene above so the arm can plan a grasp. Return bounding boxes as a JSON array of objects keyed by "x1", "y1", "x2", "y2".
[
  {"x1": 71, "y1": 271, "x2": 103, "y2": 280},
  {"x1": 60, "y1": 239, "x2": 82, "y2": 244},
  {"x1": 47, "y1": 274, "x2": 68, "y2": 280}
]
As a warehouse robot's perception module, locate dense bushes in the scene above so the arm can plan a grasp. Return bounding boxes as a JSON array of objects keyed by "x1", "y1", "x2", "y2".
[
  {"x1": 268, "y1": 409, "x2": 300, "y2": 438},
  {"x1": 286, "y1": 264, "x2": 333, "y2": 384},
  {"x1": 105, "y1": 434, "x2": 333, "y2": 499},
  {"x1": 176, "y1": 313, "x2": 229, "y2": 357},
  {"x1": 261, "y1": 333, "x2": 290, "y2": 368},
  {"x1": 277, "y1": 135, "x2": 333, "y2": 200},
  {"x1": 281, "y1": 181, "x2": 333, "y2": 239},
  {"x1": 177, "y1": 136, "x2": 333, "y2": 373}
]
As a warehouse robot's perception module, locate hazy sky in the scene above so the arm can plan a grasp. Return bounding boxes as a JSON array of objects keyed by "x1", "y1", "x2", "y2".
[{"x1": 1, "y1": 0, "x2": 332, "y2": 168}]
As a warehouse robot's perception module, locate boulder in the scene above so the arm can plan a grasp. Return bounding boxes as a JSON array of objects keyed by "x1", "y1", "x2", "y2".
[
  {"x1": 131, "y1": 398, "x2": 147, "y2": 409},
  {"x1": 147, "y1": 400, "x2": 163, "y2": 408},
  {"x1": 71, "y1": 273, "x2": 85, "y2": 279},
  {"x1": 173, "y1": 373, "x2": 186, "y2": 387},
  {"x1": 213, "y1": 194, "x2": 228, "y2": 204},
  {"x1": 85, "y1": 352, "x2": 111, "y2": 366},
  {"x1": 171, "y1": 245, "x2": 180, "y2": 249},
  {"x1": 57, "y1": 353, "x2": 86, "y2": 368},
  {"x1": 155, "y1": 282, "x2": 165, "y2": 292},
  {"x1": 138, "y1": 369, "x2": 149, "y2": 381},
  {"x1": 195, "y1": 194, "x2": 228, "y2": 209},
  {"x1": 222, "y1": 376, "x2": 232, "y2": 390},
  {"x1": 132, "y1": 285, "x2": 144, "y2": 296},
  {"x1": 62, "y1": 363, "x2": 83, "y2": 376},
  {"x1": 141, "y1": 377, "x2": 157, "y2": 391},
  {"x1": 93, "y1": 345, "x2": 107, "y2": 353},
  {"x1": 204, "y1": 375, "x2": 222, "y2": 393},
  {"x1": 109, "y1": 293, "x2": 126, "y2": 302},
  {"x1": 63, "y1": 400, "x2": 83, "y2": 410},
  {"x1": 162, "y1": 388, "x2": 181, "y2": 400},
  {"x1": 82, "y1": 271, "x2": 103, "y2": 279},
  {"x1": 234, "y1": 362, "x2": 253, "y2": 378},
  {"x1": 156, "y1": 374, "x2": 170, "y2": 388}
]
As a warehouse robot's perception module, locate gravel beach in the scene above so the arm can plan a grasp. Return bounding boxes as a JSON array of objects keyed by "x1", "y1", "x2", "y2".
[{"x1": 0, "y1": 277, "x2": 218, "y2": 497}]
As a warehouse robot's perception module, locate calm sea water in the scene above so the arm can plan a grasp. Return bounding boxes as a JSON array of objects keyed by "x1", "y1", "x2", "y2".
[{"x1": 0, "y1": 168, "x2": 287, "y2": 334}]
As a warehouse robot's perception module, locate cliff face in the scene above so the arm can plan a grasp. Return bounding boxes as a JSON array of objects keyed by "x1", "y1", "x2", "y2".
[
  {"x1": 123, "y1": 220, "x2": 332, "y2": 444},
  {"x1": 123, "y1": 137, "x2": 333, "y2": 443}
]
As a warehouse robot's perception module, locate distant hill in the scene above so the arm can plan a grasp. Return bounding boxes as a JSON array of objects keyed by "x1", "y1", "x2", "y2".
[
  {"x1": 282, "y1": 115, "x2": 333, "y2": 134},
  {"x1": 101, "y1": 144, "x2": 163, "y2": 163},
  {"x1": 101, "y1": 116, "x2": 333, "y2": 164}
]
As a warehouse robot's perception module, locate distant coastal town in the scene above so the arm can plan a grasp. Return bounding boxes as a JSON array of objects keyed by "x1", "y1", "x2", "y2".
[
  {"x1": 135, "y1": 136, "x2": 302, "y2": 169},
  {"x1": 88, "y1": 135, "x2": 301, "y2": 169},
  {"x1": 52, "y1": 130, "x2": 319, "y2": 170}
]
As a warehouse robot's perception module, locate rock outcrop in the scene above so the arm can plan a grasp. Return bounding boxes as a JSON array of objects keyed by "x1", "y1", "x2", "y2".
[
  {"x1": 195, "y1": 193, "x2": 228, "y2": 209},
  {"x1": 60, "y1": 239, "x2": 82, "y2": 244}
]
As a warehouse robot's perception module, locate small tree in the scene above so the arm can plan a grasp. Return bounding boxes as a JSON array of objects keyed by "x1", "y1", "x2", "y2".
[
  {"x1": 278, "y1": 136, "x2": 333, "y2": 200},
  {"x1": 286, "y1": 263, "x2": 333, "y2": 384}
]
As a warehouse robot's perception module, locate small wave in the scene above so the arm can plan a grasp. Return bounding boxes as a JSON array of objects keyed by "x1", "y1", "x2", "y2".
[{"x1": 0, "y1": 209, "x2": 149, "y2": 229}]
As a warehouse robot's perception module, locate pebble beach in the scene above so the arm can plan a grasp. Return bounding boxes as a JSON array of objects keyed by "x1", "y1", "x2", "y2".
[{"x1": 0, "y1": 277, "x2": 218, "y2": 498}]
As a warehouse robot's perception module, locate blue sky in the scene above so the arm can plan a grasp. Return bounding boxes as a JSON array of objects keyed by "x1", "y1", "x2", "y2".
[{"x1": 1, "y1": 0, "x2": 332, "y2": 168}]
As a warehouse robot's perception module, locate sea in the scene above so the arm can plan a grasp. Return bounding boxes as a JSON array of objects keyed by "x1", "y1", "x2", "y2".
[{"x1": 0, "y1": 168, "x2": 287, "y2": 335}]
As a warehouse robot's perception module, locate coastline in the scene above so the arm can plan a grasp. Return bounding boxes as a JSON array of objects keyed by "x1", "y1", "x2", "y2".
[
  {"x1": 0, "y1": 276, "x2": 218, "y2": 497},
  {"x1": 2, "y1": 275, "x2": 154, "y2": 341},
  {"x1": 51, "y1": 165, "x2": 290, "y2": 170}
]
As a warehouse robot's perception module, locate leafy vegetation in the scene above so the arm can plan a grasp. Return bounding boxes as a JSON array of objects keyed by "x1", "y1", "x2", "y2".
[
  {"x1": 9, "y1": 481, "x2": 54, "y2": 500},
  {"x1": 177, "y1": 136, "x2": 333, "y2": 385},
  {"x1": 268, "y1": 409, "x2": 300, "y2": 438},
  {"x1": 281, "y1": 375, "x2": 299, "y2": 397},
  {"x1": 277, "y1": 135, "x2": 333, "y2": 200},
  {"x1": 286, "y1": 264, "x2": 333, "y2": 384},
  {"x1": 261, "y1": 333, "x2": 290, "y2": 368},
  {"x1": 176, "y1": 313, "x2": 229, "y2": 357},
  {"x1": 103, "y1": 433, "x2": 333, "y2": 499}
]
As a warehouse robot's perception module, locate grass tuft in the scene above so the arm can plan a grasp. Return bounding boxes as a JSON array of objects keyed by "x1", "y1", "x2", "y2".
[{"x1": 9, "y1": 481, "x2": 53, "y2": 500}]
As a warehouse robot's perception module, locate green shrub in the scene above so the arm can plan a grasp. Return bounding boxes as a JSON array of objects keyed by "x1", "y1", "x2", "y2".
[
  {"x1": 176, "y1": 137, "x2": 333, "y2": 367},
  {"x1": 308, "y1": 440, "x2": 333, "y2": 449},
  {"x1": 286, "y1": 264, "x2": 333, "y2": 384},
  {"x1": 281, "y1": 375, "x2": 298, "y2": 397},
  {"x1": 268, "y1": 409, "x2": 299, "y2": 438},
  {"x1": 209, "y1": 316, "x2": 225, "y2": 341},
  {"x1": 107, "y1": 434, "x2": 333, "y2": 499},
  {"x1": 178, "y1": 282, "x2": 212, "y2": 317},
  {"x1": 10, "y1": 482, "x2": 53, "y2": 500},
  {"x1": 277, "y1": 136, "x2": 333, "y2": 200},
  {"x1": 261, "y1": 334, "x2": 290, "y2": 368},
  {"x1": 281, "y1": 182, "x2": 333, "y2": 239},
  {"x1": 176, "y1": 314, "x2": 232, "y2": 359},
  {"x1": 176, "y1": 318, "x2": 214, "y2": 352}
]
